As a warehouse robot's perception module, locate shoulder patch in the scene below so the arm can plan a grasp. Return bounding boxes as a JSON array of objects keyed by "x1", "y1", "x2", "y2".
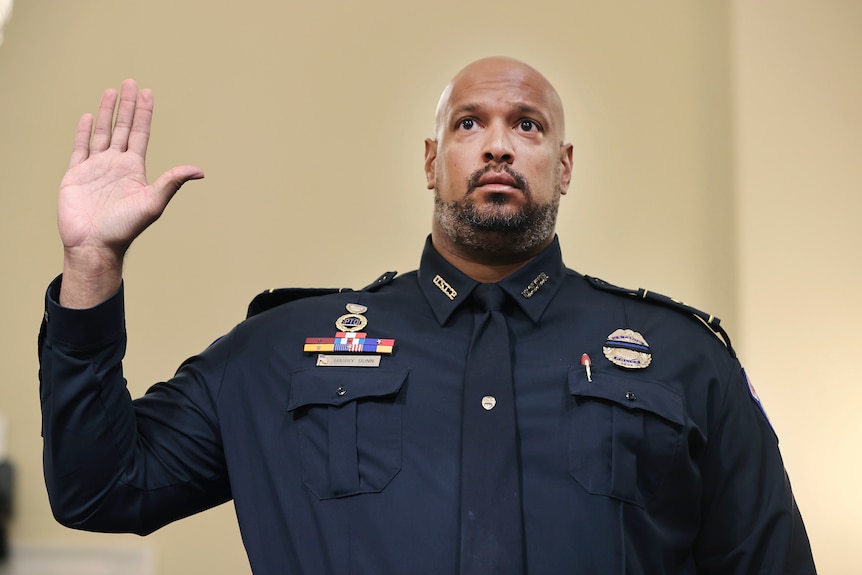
[
  {"x1": 742, "y1": 368, "x2": 774, "y2": 433},
  {"x1": 585, "y1": 275, "x2": 736, "y2": 358}
]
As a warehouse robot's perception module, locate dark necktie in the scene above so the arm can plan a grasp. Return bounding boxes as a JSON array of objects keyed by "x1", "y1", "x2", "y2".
[{"x1": 459, "y1": 283, "x2": 525, "y2": 574}]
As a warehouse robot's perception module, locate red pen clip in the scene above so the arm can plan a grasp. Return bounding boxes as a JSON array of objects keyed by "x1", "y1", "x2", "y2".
[{"x1": 580, "y1": 353, "x2": 592, "y2": 382}]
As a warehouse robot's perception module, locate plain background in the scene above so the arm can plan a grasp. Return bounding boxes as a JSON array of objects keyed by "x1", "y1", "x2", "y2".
[{"x1": 0, "y1": 1, "x2": 859, "y2": 573}]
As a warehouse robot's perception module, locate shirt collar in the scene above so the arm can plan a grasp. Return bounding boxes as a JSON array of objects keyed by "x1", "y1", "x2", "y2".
[{"x1": 416, "y1": 235, "x2": 567, "y2": 325}]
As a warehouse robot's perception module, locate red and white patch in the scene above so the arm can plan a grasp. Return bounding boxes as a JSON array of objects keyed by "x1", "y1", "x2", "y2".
[{"x1": 743, "y1": 368, "x2": 772, "y2": 429}]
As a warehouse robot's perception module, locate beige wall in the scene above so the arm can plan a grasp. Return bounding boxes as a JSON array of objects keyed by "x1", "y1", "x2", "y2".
[
  {"x1": 731, "y1": 1, "x2": 862, "y2": 573},
  {"x1": 0, "y1": 0, "x2": 854, "y2": 572}
]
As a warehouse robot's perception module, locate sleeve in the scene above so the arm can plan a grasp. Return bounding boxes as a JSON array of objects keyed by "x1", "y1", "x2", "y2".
[
  {"x1": 38, "y1": 276, "x2": 233, "y2": 535},
  {"x1": 694, "y1": 359, "x2": 816, "y2": 574}
]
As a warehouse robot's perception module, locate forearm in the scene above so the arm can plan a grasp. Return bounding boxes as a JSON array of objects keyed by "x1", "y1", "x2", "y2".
[
  {"x1": 41, "y1": 276, "x2": 139, "y2": 529},
  {"x1": 39, "y1": 277, "x2": 231, "y2": 534}
]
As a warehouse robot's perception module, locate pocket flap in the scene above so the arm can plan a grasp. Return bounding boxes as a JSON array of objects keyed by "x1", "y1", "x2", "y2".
[
  {"x1": 567, "y1": 368, "x2": 685, "y2": 426},
  {"x1": 288, "y1": 368, "x2": 408, "y2": 410}
]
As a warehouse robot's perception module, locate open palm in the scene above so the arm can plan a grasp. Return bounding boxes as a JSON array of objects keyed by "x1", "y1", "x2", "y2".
[{"x1": 58, "y1": 79, "x2": 204, "y2": 258}]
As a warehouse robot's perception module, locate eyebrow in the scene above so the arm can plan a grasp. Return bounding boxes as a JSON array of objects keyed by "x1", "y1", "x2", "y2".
[{"x1": 514, "y1": 103, "x2": 546, "y2": 118}]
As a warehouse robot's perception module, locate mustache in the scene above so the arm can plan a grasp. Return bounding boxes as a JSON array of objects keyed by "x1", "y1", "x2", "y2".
[{"x1": 467, "y1": 165, "x2": 528, "y2": 194}]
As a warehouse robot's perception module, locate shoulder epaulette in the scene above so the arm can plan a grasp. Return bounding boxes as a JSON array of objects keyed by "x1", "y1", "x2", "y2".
[
  {"x1": 585, "y1": 275, "x2": 736, "y2": 358},
  {"x1": 246, "y1": 288, "x2": 351, "y2": 319},
  {"x1": 361, "y1": 271, "x2": 397, "y2": 292},
  {"x1": 245, "y1": 271, "x2": 399, "y2": 319}
]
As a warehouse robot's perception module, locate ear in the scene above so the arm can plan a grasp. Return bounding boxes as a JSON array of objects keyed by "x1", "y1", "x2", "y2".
[
  {"x1": 424, "y1": 138, "x2": 438, "y2": 190},
  {"x1": 558, "y1": 143, "x2": 573, "y2": 195}
]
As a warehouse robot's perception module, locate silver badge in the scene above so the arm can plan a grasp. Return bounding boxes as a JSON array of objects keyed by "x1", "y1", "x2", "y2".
[
  {"x1": 335, "y1": 303, "x2": 369, "y2": 332},
  {"x1": 346, "y1": 303, "x2": 368, "y2": 314},
  {"x1": 603, "y1": 328, "x2": 652, "y2": 369}
]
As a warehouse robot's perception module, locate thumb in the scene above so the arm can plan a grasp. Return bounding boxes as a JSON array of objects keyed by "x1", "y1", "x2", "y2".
[{"x1": 151, "y1": 165, "x2": 205, "y2": 205}]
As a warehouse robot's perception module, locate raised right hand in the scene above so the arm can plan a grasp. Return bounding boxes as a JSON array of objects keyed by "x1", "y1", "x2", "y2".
[{"x1": 58, "y1": 79, "x2": 204, "y2": 307}]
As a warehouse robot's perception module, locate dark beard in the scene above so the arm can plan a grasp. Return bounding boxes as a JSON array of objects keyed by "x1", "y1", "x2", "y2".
[{"x1": 434, "y1": 184, "x2": 560, "y2": 261}]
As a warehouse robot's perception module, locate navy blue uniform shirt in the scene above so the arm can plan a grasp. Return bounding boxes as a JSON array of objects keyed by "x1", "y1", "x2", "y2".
[{"x1": 39, "y1": 236, "x2": 816, "y2": 574}]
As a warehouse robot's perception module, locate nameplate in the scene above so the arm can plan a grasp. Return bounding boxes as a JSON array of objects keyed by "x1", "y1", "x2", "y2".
[{"x1": 316, "y1": 354, "x2": 382, "y2": 368}]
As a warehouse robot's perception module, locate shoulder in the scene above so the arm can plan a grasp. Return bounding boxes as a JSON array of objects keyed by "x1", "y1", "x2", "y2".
[
  {"x1": 244, "y1": 271, "x2": 408, "y2": 319},
  {"x1": 572, "y1": 272, "x2": 736, "y2": 359}
]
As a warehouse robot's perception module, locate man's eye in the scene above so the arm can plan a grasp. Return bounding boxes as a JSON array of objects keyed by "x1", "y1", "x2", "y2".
[
  {"x1": 519, "y1": 120, "x2": 539, "y2": 132},
  {"x1": 458, "y1": 119, "x2": 475, "y2": 130}
]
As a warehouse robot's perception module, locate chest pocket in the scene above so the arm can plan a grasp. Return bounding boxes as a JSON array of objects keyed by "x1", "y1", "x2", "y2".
[
  {"x1": 567, "y1": 367, "x2": 685, "y2": 508},
  {"x1": 288, "y1": 368, "x2": 408, "y2": 499}
]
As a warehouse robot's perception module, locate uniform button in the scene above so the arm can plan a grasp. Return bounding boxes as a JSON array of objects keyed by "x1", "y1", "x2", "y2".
[
  {"x1": 625, "y1": 391, "x2": 637, "y2": 401},
  {"x1": 336, "y1": 386, "x2": 347, "y2": 396},
  {"x1": 481, "y1": 396, "x2": 497, "y2": 410},
  {"x1": 44, "y1": 311, "x2": 50, "y2": 322}
]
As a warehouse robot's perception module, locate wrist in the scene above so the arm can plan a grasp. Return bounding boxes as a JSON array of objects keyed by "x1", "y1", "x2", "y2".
[{"x1": 60, "y1": 246, "x2": 124, "y2": 309}]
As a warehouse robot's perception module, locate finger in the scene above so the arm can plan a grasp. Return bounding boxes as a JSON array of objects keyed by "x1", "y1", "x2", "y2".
[
  {"x1": 127, "y1": 88, "x2": 154, "y2": 160},
  {"x1": 91, "y1": 88, "x2": 118, "y2": 152},
  {"x1": 110, "y1": 79, "x2": 139, "y2": 152},
  {"x1": 151, "y1": 165, "x2": 205, "y2": 205},
  {"x1": 68, "y1": 113, "x2": 94, "y2": 169}
]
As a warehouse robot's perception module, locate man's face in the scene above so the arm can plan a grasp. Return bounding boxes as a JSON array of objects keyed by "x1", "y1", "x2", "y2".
[{"x1": 425, "y1": 58, "x2": 573, "y2": 262}]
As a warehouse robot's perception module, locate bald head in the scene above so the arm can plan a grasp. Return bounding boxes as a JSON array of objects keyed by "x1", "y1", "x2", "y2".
[
  {"x1": 424, "y1": 57, "x2": 574, "y2": 271},
  {"x1": 434, "y1": 57, "x2": 566, "y2": 143}
]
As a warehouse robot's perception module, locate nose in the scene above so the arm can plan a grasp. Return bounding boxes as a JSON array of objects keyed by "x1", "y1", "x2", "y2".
[{"x1": 482, "y1": 121, "x2": 514, "y2": 164}]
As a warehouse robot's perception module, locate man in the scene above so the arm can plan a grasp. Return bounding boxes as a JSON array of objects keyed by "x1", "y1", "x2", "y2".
[{"x1": 39, "y1": 57, "x2": 816, "y2": 573}]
